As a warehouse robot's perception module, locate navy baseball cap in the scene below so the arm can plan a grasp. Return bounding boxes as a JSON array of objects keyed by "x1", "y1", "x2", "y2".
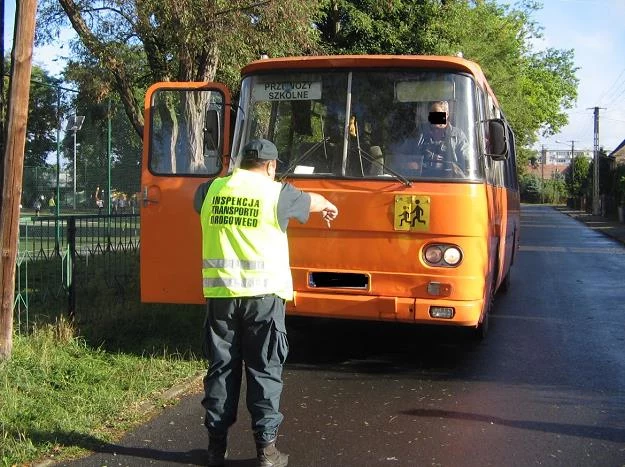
[{"x1": 242, "y1": 139, "x2": 280, "y2": 161}]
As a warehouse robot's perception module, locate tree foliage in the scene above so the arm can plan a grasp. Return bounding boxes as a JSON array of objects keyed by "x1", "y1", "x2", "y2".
[
  {"x1": 33, "y1": 0, "x2": 579, "y2": 180},
  {"x1": 24, "y1": 67, "x2": 60, "y2": 167},
  {"x1": 567, "y1": 155, "x2": 591, "y2": 198},
  {"x1": 61, "y1": 91, "x2": 142, "y2": 204},
  {"x1": 60, "y1": 58, "x2": 142, "y2": 199},
  {"x1": 315, "y1": 0, "x2": 579, "y2": 154},
  {"x1": 316, "y1": 0, "x2": 441, "y2": 54},
  {"x1": 36, "y1": 0, "x2": 323, "y2": 138},
  {"x1": 611, "y1": 163, "x2": 625, "y2": 206},
  {"x1": 543, "y1": 177, "x2": 567, "y2": 204},
  {"x1": 3, "y1": 59, "x2": 60, "y2": 167},
  {"x1": 519, "y1": 172, "x2": 540, "y2": 202}
]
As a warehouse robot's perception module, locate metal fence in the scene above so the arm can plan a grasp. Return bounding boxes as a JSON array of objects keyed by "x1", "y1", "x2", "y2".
[
  {"x1": 23, "y1": 166, "x2": 141, "y2": 217},
  {"x1": 15, "y1": 213, "x2": 140, "y2": 331}
]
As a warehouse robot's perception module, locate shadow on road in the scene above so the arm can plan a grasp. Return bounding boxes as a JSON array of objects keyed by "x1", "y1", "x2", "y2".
[
  {"x1": 402, "y1": 408, "x2": 625, "y2": 443},
  {"x1": 285, "y1": 316, "x2": 484, "y2": 376},
  {"x1": 31, "y1": 428, "x2": 258, "y2": 466}
]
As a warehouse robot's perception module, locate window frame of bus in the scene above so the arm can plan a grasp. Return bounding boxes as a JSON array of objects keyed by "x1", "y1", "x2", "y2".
[
  {"x1": 233, "y1": 70, "x2": 483, "y2": 181},
  {"x1": 485, "y1": 118, "x2": 509, "y2": 161},
  {"x1": 146, "y1": 83, "x2": 231, "y2": 177}
]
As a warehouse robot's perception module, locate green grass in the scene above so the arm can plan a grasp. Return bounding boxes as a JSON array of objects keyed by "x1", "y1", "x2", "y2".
[
  {"x1": 1, "y1": 314, "x2": 206, "y2": 466},
  {"x1": 6, "y1": 238, "x2": 207, "y2": 466}
]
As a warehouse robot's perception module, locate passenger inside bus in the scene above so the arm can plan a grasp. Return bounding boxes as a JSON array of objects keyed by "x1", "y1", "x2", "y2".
[{"x1": 389, "y1": 100, "x2": 470, "y2": 178}]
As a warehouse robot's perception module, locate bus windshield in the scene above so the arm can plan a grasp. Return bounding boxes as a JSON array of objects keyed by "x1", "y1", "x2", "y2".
[{"x1": 232, "y1": 70, "x2": 482, "y2": 181}]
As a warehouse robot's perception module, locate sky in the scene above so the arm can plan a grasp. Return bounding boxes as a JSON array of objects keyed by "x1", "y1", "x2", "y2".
[
  {"x1": 3, "y1": 0, "x2": 625, "y2": 153},
  {"x1": 526, "y1": 0, "x2": 625, "y2": 153}
]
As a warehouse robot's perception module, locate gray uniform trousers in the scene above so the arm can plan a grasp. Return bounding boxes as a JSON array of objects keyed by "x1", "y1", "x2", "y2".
[{"x1": 201, "y1": 294, "x2": 289, "y2": 445}]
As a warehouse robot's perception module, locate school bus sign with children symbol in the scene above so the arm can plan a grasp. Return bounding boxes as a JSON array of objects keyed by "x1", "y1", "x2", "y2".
[{"x1": 394, "y1": 195, "x2": 431, "y2": 231}]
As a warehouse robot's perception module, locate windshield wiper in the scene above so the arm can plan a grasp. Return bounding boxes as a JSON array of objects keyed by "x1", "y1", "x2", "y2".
[
  {"x1": 279, "y1": 137, "x2": 330, "y2": 182},
  {"x1": 279, "y1": 140, "x2": 412, "y2": 187},
  {"x1": 357, "y1": 146, "x2": 412, "y2": 187}
]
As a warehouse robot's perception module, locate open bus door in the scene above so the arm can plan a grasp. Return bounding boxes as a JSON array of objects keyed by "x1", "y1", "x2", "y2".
[{"x1": 140, "y1": 82, "x2": 231, "y2": 304}]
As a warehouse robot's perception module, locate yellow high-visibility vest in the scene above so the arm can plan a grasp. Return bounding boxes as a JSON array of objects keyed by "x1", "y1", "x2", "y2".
[{"x1": 200, "y1": 169, "x2": 292, "y2": 300}]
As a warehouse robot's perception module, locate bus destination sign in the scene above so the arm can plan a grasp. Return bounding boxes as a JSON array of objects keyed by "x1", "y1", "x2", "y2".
[{"x1": 252, "y1": 81, "x2": 322, "y2": 101}]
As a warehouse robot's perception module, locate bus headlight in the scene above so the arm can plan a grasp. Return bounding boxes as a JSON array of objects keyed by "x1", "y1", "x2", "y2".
[
  {"x1": 423, "y1": 244, "x2": 463, "y2": 267},
  {"x1": 443, "y1": 247, "x2": 462, "y2": 266},
  {"x1": 424, "y1": 246, "x2": 443, "y2": 264}
]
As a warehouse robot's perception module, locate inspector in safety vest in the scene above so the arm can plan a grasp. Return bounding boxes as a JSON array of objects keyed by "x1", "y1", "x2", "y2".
[{"x1": 200, "y1": 168, "x2": 293, "y2": 300}]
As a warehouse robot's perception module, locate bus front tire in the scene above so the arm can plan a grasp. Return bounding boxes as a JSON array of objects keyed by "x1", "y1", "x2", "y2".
[
  {"x1": 498, "y1": 269, "x2": 511, "y2": 294},
  {"x1": 474, "y1": 310, "x2": 489, "y2": 340},
  {"x1": 474, "y1": 281, "x2": 494, "y2": 340}
]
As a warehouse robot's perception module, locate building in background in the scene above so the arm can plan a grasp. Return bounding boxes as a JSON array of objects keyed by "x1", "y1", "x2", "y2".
[
  {"x1": 542, "y1": 148, "x2": 593, "y2": 165},
  {"x1": 609, "y1": 139, "x2": 625, "y2": 164},
  {"x1": 525, "y1": 148, "x2": 594, "y2": 180}
]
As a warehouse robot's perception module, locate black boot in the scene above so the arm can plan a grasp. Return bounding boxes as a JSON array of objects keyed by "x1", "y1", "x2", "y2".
[
  {"x1": 256, "y1": 441, "x2": 288, "y2": 467},
  {"x1": 207, "y1": 434, "x2": 228, "y2": 466}
]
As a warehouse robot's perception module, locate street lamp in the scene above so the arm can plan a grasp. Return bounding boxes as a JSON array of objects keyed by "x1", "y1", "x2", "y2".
[
  {"x1": 65, "y1": 114, "x2": 85, "y2": 210},
  {"x1": 540, "y1": 146, "x2": 545, "y2": 204}
]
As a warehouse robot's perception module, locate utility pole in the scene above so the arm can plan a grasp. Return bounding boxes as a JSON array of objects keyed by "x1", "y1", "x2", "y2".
[
  {"x1": 589, "y1": 107, "x2": 605, "y2": 216},
  {"x1": 1, "y1": 0, "x2": 5, "y2": 160},
  {"x1": 570, "y1": 140, "x2": 578, "y2": 203},
  {"x1": 0, "y1": 0, "x2": 38, "y2": 361},
  {"x1": 1, "y1": 0, "x2": 6, "y2": 207},
  {"x1": 541, "y1": 145, "x2": 545, "y2": 204}
]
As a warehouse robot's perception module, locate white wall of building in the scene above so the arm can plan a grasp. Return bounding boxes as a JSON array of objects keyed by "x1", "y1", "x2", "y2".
[{"x1": 542, "y1": 149, "x2": 593, "y2": 165}]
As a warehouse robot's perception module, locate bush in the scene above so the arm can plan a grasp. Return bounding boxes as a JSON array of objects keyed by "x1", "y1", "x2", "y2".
[{"x1": 520, "y1": 173, "x2": 541, "y2": 203}]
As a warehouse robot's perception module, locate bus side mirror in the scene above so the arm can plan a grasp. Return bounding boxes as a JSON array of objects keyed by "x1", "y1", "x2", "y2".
[
  {"x1": 204, "y1": 109, "x2": 222, "y2": 152},
  {"x1": 486, "y1": 119, "x2": 508, "y2": 160}
]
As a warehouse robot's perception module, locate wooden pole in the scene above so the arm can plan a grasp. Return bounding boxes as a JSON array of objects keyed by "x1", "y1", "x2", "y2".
[
  {"x1": 0, "y1": 0, "x2": 38, "y2": 361},
  {"x1": 1, "y1": 0, "x2": 6, "y2": 158}
]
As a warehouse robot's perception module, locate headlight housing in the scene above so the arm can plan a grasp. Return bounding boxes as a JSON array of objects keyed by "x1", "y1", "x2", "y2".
[{"x1": 423, "y1": 244, "x2": 463, "y2": 267}]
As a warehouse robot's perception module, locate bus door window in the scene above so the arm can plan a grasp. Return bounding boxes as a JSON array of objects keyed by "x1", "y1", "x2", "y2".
[{"x1": 149, "y1": 89, "x2": 225, "y2": 176}]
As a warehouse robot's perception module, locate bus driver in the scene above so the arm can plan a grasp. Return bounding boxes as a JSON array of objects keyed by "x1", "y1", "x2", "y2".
[{"x1": 391, "y1": 100, "x2": 470, "y2": 177}]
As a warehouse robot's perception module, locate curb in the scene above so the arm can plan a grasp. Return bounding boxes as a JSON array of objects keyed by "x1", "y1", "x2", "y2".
[
  {"x1": 554, "y1": 205, "x2": 625, "y2": 246},
  {"x1": 32, "y1": 371, "x2": 205, "y2": 467},
  {"x1": 136, "y1": 371, "x2": 205, "y2": 415}
]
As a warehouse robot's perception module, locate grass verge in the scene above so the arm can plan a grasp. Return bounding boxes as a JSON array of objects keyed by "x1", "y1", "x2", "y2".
[{"x1": 0, "y1": 317, "x2": 205, "y2": 466}]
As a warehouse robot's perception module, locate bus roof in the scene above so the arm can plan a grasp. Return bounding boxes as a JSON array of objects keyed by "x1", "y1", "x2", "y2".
[{"x1": 241, "y1": 55, "x2": 498, "y2": 106}]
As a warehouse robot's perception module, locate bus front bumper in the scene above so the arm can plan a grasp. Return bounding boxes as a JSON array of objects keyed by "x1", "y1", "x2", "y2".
[{"x1": 287, "y1": 292, "x2": 483, "y2": 327}]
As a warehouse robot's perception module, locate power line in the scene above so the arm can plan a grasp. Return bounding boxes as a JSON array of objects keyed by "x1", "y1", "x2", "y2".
[
  {"x1": 608, "y1": 84, "x2": 625, "y2": 106},
  {"x1": 602, "y1": 117, "x2": 625, "y2": 124},
  {"x1": 602, "y1": 82, "x2": 625, "y2": 106},
  {"x1": 567, "y1": 109, "x2": 594, "y2": 115},
  {"x1": 597, "y1": 67, "x2": 625, "y2": 105}
]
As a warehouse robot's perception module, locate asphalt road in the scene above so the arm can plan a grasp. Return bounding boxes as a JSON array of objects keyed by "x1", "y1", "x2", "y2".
[{"x1": 53, "y1": 204, "x2": 625, "y2": 467}]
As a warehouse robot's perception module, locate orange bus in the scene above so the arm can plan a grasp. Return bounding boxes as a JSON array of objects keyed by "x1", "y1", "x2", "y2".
[{"x1": 140, "y1": 55, "x2": 520, "y2": 338}]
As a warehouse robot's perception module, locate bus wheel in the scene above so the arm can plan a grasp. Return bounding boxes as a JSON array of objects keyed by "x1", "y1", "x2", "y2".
[
  {"x1": 498, "y1": 233, "x2": 516, "y2": 295},
  {"x1": 474, "y1": 310, "x2": 489, "y2": 340},
  {"x1": 474, "y1": 281, "x2": 494, "y2": 340},
  {"x1": 499, "y1": 268, "x2": 511, "y2": 294}
]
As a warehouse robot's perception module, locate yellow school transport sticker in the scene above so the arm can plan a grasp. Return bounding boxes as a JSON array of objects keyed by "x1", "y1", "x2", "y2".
[{"x1": 394, "y1": 195, "x2": 430, "y2": 231}]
